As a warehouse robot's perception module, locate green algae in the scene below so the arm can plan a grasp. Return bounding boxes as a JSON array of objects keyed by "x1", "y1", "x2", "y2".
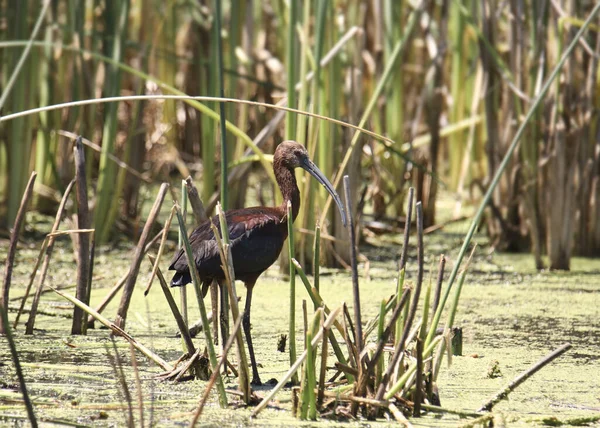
[{"x1": 1, "y1": 212, "x2": 599, "y2": 426}]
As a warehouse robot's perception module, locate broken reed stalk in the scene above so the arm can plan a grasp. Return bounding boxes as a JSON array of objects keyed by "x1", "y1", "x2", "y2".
[
  {"x1": 317, "y1": 312, "x2": 329, "y2": 409},
  {"x1": 148, "y1": 255, "x2": 195, "y2": 355},
  {"x1": 419, "y1": 270, "x2": 433, "y2": 342},
  {"x1": 458, "y1": 414, "x2": 494, "y2": 428},
  {"x1": 175, "y1": 204, "x2": 228, "y2": 408},
  {"x1": 375, "y1": 300, "x2": 386, "y2": 389},
  {"x1": 129, "y1": 343, "x2": 145, "y2": 428},
  {"x1": 399, "y1": 187, "x2": 415, "y2": 270},
  {"x1": 214, "y1": 203, "x2": 250, "y2": 404},
  {"x1": 304, "y1": 309, "x2": 322, "y2": 420},
  {"x1": 252, "y1": 307, "x2": 342, "y2": 418},
  {"x1": 190, "y1": 314, "x2": 244, "y2": 426},
  {"x1": 431, "y1": 255, "x2": 445, "y2": 316},
  {"x1": 0, "y1": 304, "x2": 37, "y2": 427},
  {"x1": 388, "y1": 402, "x2": 412, "y2": 426},
  {"x1": 420, "y1": 403, "x2": 481, "y2": 418},
  {"x1": 401, "y1": 201, "x2": 425, "y2": 342},
  {"x1": 478, "y1": 343, "x2": 572, "y2": 412},
  {"x1": 72, "y1": 136, "x2": 92, "y2": 335},
  {"x1": 115, "y1": 182, "x2": 169, "y2": 329},
  {"x1": 25, "y1": 180, "x2": 76, "y2": 335},
  {"x1": 413, "y1": 338, "x2": 424, "y2": 417},
  {"x1": 12, "y1": 238, "x2": 48, "y2": 328},
  {"x1": 287, "y1": 200, "x2": 299, "y2": 384},
  {"x1": 343, "y1": 175, "x2": 363, "y2": 355},
  {"x1": 396, "y1": 187, "x2": 414, "y2": 349},
  {"x1": 184, "y1": 176, "x2": 208, "y2": 223},
  {"x1": 145, "y1": 206, "x2": 176, "y2": 296},
  {"x1": 342, "y1": 303, "x2": 358, "y2": 370},
  {"x1": 375, "y1": 202, "x2": 425, "y2": 402},
  {"x1": 50, "y1": 286, "x2": 172, "y2": 371},
  {"x1": 1, "y1": 171, "x2": 37, "y2": 334}
]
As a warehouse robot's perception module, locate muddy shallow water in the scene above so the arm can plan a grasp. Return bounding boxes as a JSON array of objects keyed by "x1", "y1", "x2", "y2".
[{"x1": 1, "y1": 212, "x2": 599, "y2": 427}]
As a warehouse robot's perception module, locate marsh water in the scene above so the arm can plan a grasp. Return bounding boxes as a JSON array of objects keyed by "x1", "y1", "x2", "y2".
[{"x1": 1, "y1": 212, "x2": 599, "y2": 427}]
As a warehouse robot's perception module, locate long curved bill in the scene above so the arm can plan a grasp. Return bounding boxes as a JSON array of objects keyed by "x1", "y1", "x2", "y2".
[{"x1": 302, "y1": 158, "x2": 347, "y2": 227}]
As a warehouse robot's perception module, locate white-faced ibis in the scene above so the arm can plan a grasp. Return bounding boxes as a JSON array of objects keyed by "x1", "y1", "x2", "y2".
[{"x1": 169, "y1": 140, "x2": 347, "y2": 385}]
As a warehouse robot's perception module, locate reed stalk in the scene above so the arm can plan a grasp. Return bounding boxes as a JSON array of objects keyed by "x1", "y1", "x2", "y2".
[
  {"x1": 312, "y1": 223, "x2": 320, "y2": 298},
  {"x1": 1, "y1": 172, "x2": 37, "y2": 333},
  {"x1": 287, "y1": 201, "x2": 298, "y2": 384},
  {"x1": 285, "y1": 0, "x2": 299, "y2": 140},
  {"x1": 148, "y1": 255, "x2": 195, "y2": 357},
  {"x1": 24, "y1": 179, "x2": 74, "y2": 335},
  {"x1": 94, "y1": 0, "x2": 130, "y2": 243},
  {"x1": 72, "y1": 137, "x2": 91, "y2": 335},
  {"x1": 175, "y1": 204, "x2": 228, "y2": 408},
  {"x1": 115, "y1": 182, "x2": 168, "y2": 329},
  {"x1": 215, "y1": 204, "x2": 250, "y2": 403},
  {"x1": 343, "y1": 175, "x2": 362, "y2": 355}
]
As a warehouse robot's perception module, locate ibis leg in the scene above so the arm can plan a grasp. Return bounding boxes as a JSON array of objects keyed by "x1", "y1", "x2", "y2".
[
  {"x1": 219, "y1": 280, "x2": 230, "y2": 373},
  {"x1": 243, "y1": 283, "x2": 261, "y2": 386},
  {"x1": 209, "y1": 280, "x2": 219, "y2": 344}
]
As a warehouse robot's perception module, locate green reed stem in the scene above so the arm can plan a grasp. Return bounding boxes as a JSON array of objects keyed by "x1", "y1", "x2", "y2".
[
  {"x1": 285, "y1": 0, "x2": 298, "y2": 139},
  {"x1": 175, "y1": 205, "x2": 227, "y2": 408},
  {"x1": 287, "y1": 201, "x2": 298, "y2": 384},
  {"x1": 214, "y1": 0, "x2": 228, "y2": 211},
  {"x1": 180, "y1": 180, "x2": 189, "y2": 326},
  {"x1": 312, "y1": 223, "x2": 320, "y2": 299}
]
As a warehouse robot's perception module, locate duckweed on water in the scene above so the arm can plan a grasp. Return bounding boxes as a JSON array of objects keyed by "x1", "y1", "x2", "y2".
[{"x1": 1, "y1": 213, "x2": 599, "y2": 426}]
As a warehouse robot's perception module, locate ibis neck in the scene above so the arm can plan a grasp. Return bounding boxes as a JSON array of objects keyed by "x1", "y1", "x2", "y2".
[{"x1": 275, "y1": 164, "x2": 300, "y2": 222}]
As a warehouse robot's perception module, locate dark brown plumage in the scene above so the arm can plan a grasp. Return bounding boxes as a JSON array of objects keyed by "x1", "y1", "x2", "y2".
[{"x1": 169, "y1": 140, "x2": 346, "y2": 385}]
